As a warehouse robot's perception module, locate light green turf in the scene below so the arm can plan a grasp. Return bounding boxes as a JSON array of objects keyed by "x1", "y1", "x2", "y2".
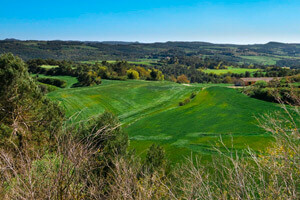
[
  {"x1": 40, "y1": 65, "x2": 59, "y2": 69},
  {"x1": 203, "y1": 66, "x2": 259, "y2": 75},
  {"x1": 240, "y1": 56, "x2": 280, "y2": 65},
  {"x1": 46, "y1": 79, "x2": 281, "y2": 162}
]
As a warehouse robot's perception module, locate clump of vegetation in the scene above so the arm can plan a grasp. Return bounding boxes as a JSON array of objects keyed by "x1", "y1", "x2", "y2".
[
  {"x1": 0, "y1": 53, "x2": 64, "y2": 152},
  {"x1": 74, "y1": 71, "x2": 102, "y2": 87},
  {"x1": 36, "y1": 77, "x2": 67, "y2": 88},
  {"x1": 127, "y1": 69, "x2": 139, "y2": 79},
  {"x1": 149, "y1": 68, "x2": 164, "y2": 81},
  {"x1": 179, "y1": 92, "x2": 197, "y2": 106},
  {"x1": 176, "y1": 74, "x2": 190, "y2": 84},
  {"x1": 190, "y1": 92, "x2": 197, "y2": 99},
  {"x1": 243, "y1": 79, "x2": 300, "y2": 105}
]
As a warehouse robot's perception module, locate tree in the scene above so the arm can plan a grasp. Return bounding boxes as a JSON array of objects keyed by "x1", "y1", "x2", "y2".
[
  {"x1": 0, "y1": 53, "x2": 64, "y2": 152},
  {"x1": 76, "y1": 71, "x2": 102, "y2": 86},
  {"x1": 245, "y1": 71, "x2": 251, "y2": 77},
  {"x1": 135, "y1": 66, "x2": 150, "y2": 79},
  {"x1": 254, "y1": 80, "x2": 267, "y2": 88},
  {"x1": 149, "y1": 69, "x2": 164, "y2": 81},
  {"x1": 223, "y1": 76, "x2": 232, "y2": 83},
  {"x1": 127, "y1": 69, "x2": 139, "y2": 79},
  {"x1": 177, "y1": 74, "x2": 190, "y2": 84}
]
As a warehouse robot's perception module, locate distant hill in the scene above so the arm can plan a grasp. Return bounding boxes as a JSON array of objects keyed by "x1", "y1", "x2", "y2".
[{"x1": 1, "y1": 39, "x2": 300, "y2": 67}]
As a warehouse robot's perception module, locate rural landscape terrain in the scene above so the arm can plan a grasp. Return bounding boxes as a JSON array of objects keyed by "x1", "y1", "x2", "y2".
[
  {"x1": 1, "y1": 0, "x2": 300, "y2": 198},
  {"x1": 0, "y1": 39, "x2": 299, "y2": 199}
]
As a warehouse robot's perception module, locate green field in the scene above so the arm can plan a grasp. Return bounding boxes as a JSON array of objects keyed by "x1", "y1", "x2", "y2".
[
  {"x1": 40, "y1": 65, "x2": 59, "y2": 69},
  {"x1": 240, "y1": 56, "x2": 280, "y2": 65},
  {"x1": 203, "y1": 66, "x2": 259, "y2": 75},
  {"x1": 45, "y1": 77, "x2": 281, "y2": 162}
]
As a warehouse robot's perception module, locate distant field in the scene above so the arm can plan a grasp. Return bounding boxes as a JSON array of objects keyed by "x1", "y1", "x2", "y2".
[
  {"x1": 46, "y1": 78, "x2": 280, "y2": 162},
  {"x1": 203, "y1": 66, "x2": 259, "y2": 75},
  {"x1": 240, "y1": 56, "x2": 280, "y2": 65},
  {"x1": 40, "y1": 65, "x2": 59, "y2": 69}
]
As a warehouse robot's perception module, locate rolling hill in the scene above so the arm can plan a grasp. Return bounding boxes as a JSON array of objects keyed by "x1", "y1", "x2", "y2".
[{"x1": 46, "y1": 77, "x2": 281, "y2": 162}]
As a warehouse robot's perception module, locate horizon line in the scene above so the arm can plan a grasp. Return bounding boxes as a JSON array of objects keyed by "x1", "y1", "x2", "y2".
[{"x1": 2, "y1": 38, "x2": 300, "y2": 45}]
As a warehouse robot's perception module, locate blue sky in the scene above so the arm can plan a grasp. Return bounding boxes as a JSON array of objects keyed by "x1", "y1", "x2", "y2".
[{"x1": 0, "y1": 0, "x2": 299, "y2": 44}]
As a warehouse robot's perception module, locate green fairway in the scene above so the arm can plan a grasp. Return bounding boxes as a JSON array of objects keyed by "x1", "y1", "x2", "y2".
[
  {"x1": 46, "y1": 79, "x2": 280, "y2": 162},
  {"x1": 203, "y1": 66, "x2": 259, "y2": 75}
]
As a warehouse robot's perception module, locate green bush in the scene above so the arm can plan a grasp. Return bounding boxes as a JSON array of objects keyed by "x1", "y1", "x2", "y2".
[{"x1": 179, "y1": 98, "x2": 191, "y2": 106}]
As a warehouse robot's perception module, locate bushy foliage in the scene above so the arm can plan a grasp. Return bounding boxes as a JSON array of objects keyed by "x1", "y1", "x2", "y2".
[
  {"x1": 143, "y1": 144, "x2": 166, "y2": 174},
  {"x1": 176, "y1": 74, "x2": 190, "y2": 84},
  {"x1": 75, "y1": 71, "x2": 102, "y2": 87},
  {"x1": 149, "y1": 68, "x2": 164, "y2": 81},
  {"x1": 127, "y1": 69, "x2": 139, "y2": 79},
  {"x1": 243, "y1": 79, "x2": 300, "y2": 105},
  {"x1": 179, "y1": 98, "x2": 191, "y2": 106},
  {"x1": 0, "y1": 53, "x2": 64, "y2": 152}
]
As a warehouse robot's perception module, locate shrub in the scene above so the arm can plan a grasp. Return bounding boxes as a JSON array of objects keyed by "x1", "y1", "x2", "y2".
[
  {"x1": 254, "y1": 80, "x2": 267, "y2": 88},
  {"x1": 127, "y1": 69, "x2": 139, "y2": 79},
  {"x1": 179, "y1": 98, "x2": 191, "y2": 106},
  {"x1": 190, "y1": 92, "x2": 197, "y2": 99},
  {"x1": 177, "y1": 74, "x2": 190, "y2": 84}
]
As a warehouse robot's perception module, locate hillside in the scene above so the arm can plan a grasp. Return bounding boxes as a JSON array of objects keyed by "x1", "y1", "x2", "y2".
[
  {"x1": 1, "y1": 40, "x2": 300, "y2": 68},
  {"x1": 47, "y1": 78, "x2": 281, "y2": 161}
]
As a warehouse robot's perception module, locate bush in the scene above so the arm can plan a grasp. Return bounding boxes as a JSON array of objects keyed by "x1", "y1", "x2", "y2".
[
  {"x1": 177, "y1": 74, "x2": 190, "y2": 84},
  {"x1": 179, "y1": 98, "x2": 191, "y2": 106},
  {"x1": 190, "y1": 92, "x2": 197, "y2": 99},
  {"x1": 127, "y1": 69, "x2": 139, "y2": 79}
]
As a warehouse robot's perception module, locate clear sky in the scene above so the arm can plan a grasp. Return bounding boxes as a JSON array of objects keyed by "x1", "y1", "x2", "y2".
[{"x1": 0, "y1": 0, "x2": 299, "y2": 44}]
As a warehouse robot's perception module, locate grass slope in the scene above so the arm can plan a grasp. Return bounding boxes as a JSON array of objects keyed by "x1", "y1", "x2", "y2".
[
  {"x1": 127, "y1": 87, "x2": 280, "y2": 161},
  {"x1": 47, "y1": 79, "x2": 280, "y2": 162}
]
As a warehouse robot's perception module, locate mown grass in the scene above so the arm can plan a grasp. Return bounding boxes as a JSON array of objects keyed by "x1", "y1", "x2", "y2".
[
  {"x1": 203, "y1": 66, "x2": 259, "y2": 75},
  {"x1": 46, "y1": 79, "x2": 280, "y2": 162}
]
